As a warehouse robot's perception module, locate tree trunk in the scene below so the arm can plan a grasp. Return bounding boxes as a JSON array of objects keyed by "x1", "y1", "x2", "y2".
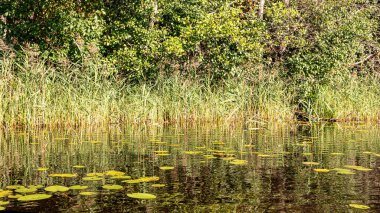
[{"x1": 258, "y1": 0, "x2": 265, "y2": 19}]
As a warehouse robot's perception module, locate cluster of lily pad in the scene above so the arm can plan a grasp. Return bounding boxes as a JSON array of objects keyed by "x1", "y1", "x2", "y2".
[{"x1": 0, "y1": 169, "x2": 165, "y2": 211}]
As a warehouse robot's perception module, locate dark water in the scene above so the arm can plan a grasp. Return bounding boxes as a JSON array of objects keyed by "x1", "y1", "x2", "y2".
[{"x1": 1, "y1": 123, "x2": 380, "y2": 212}]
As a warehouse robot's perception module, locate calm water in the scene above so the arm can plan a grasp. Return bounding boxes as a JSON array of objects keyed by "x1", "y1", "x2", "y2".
[{"x1": 1, "y1": 123, "x2": 380, "y2": 212}]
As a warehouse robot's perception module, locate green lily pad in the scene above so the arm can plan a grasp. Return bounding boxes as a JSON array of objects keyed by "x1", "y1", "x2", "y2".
[
  {"x1": 313, "y1": 169, "x2": 330, "y2": 173},
  {"x1": 159, "y1": 166, "x2": 175, "y2": 170},
  {"x1": 8, "y1": 194, "x2": 22, "y2": 199},
  {"x1": 79, "y1": 192, "x2": 97, "y2": 196},
  {"x1": 349, "y1": 204, "x2": 370, "y2": 209},
  {"x1": 15, "y1": 187, "x2": 38, "y2": 193},
  {"x1": 344, "y1": 165, "x2": 372, "y2": 171},
  {"x1": 127, "y1": 193, "x2": 156, "y2": 199},
  {"x1": 230, "y1": 160, "x2": 248, "y2": 165},
  {"x1": 6, "y1": 185, "x2": 23, "y2": 190},
  {"x1": 49, "y1": 173, "x2": 77, "y2": 178},
  {"x1": 37, "y1": 168, "x2": 49, "y2": 171},
  {"x1": 45, "y1": 185, "x2": 70, "y2": 192},
  {"x1": 69, "y1": 185, "x2": 88, "y2": 190},
  {"x1": 102, "y1": 185, "x2": 123, "y2": 190},
  {"x1": 104, "y1": 170, "x2": 125, "y2": 176},
  {"x1": 0, "y1": 201, "x2": 9, "y2": 206},
  {"x1": 110, "y1": 175, "x2": 131, "y2": 180},
  {"x1": 82, "y1": 177, "x2": 103, "y2": 181},
  {"x1": 0, "y1": 191, "x2": 12, "y2": 198},
  {"x1": 17, "y1": 194, "x2": 52, "y2": 201},
  {"x1": 86, "y1": 173, "x2": 104, "y2": 177},
  {"x1": 0, "y1": 207, "x2": 4, "y2": 211},
  {"x1": 151, "y1": 184, "x2": 166, "y2": 188}
]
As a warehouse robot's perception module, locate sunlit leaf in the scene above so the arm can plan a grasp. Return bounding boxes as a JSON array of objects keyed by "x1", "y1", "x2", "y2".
[
  {"x1": 102, "y1": 185, "x2": 123, "y2": 190},
  {"x1": 45, "y1": 185, "x2": 69, "y2": 192},
  {"x1": 349, "y1": 204, "x2": 370, "y2": 209},
  {"x1": 127, "y1": 193, "x2": 156, "y2": 199},
  {"x1": 18, "y1": 194, "x2": 52, "y2": 201}
]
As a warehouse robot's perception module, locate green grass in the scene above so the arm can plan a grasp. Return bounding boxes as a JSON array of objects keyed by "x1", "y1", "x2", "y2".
[
  {"x1": 0, "y1": 53, "x2": 295, "y2": 129},
  {"x1": 1, "y1": 52, "x2": 380, "y2": 129}
]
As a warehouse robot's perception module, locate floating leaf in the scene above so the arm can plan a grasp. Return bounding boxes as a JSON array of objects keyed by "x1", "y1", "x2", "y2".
[
  {"x1": 49, "y1": 173, "x2": 77, "y2": 178},
  {"x1": 151, "y1": 184, "x2": 165, "y2": 188},
  {"x1": 0, "y1": 207, "x2": 4, "y2": 211},
  {"x1": 127, "y1": 193, "x2": 156, "y2": 199},
  {"x1": 0, "y1": 201, "x2": 9, "y2": 206},
  {"x1": 82, "y1": 177, "x2": 103, "y2": 181},
  {"x1": 16, "y1": 187, "x2": 38, "y2": 193},
  {"x1": 86, "y1": 173, "x2": 104, "y2": 177},
  {"x1": 104, "y1": 170, "x2": 125, "y2": 176},
  {"x1": 6, "y1": 185, "x2": 23, "y2": 190},
  {"x1": 45, "y1": 185, "x2": 69, "y2": 192},
  {"x1": 333, "y1": 168, "x2": 355, "y2": 175},
  {"x1": 230, "y1": 160, "x2": 248, "y2": 165},
  {"x1": 344, "y1": 165, "x2": 372, "y2": 172},
  {"x1": 8, "y1": 194, "x2": 22, "y2": 199},
  {"x1": 37, "y1": 168, "x2": 49, "y2": 171},
  {"x1": 349, "y1": 204, "x2": 370, "y2": 209},
  {"x1": 18, "y1": 194, "x2": 52, "y2": 201},
  {"x1": 159, "y1": 166, "x2": 174, "y2": 170},
  {"x1": 79, "y1": 192, "x2": 97, "y2": 196},
  {"x1": 0, "y1": 191, "x2": 12, "y2": 198},
  {"x1": 156, "y1": 154, "x2": 170, "y2": 156},
  {"x1": 102, "y1": 185, "x2": 123, "y2": 190},
  {"x1": 313, "y1": 169, "x2": 330, "y2": 173},
  {"x1": 69, "y1": 185, "x2": 88, "y2": 190},
  {"x1": 184, "y1": 151, "x2": 202, "y2": 155}
]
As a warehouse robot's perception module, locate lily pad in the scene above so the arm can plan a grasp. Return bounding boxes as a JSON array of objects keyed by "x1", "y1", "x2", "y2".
[
  {"x1": 0, "y1": 191, "x2": 12, "y2": 198},
  {"x1": 49, "y1": 173, "x2": 77, "y2": 178},
  {"x1": 313, "y1": 169, "x2": 330, "y2": 173},
  {"x1": 344, "y1": 165, "x2": 372, "y2": 172},
  {"x1": 159, "y1": 166, "x2": 175, "y2": 170},
  {"x1": 0, "y1": 201, "x2": 9, "y2": 206},
  {"x1": 37, "y1": 168, "x2": 49, "y2": 171},
  {"x1": 82, "y1": 177, "x2": 103, "y2": 181},
  {"x1": 230, "y1": 160, "x2": 248, "y2": 165},
  {"x1": 0, "y1": 207, "x2": 4, "y2": 211},
  {"x1": 102, "y1": 185, "x2": 123, "y2": 190},
  {"x1": 79, "y1": 192, "x2": 97, "y2": 196},
  {"x1": 69, "y1": 185, "x2": 88, "y2": 190},
  {"x1": 104, "y1": 170, "x2": 125, "y2": 176},
  {"x1": 44, "y1": 185, "x2": 70, "y2": 192},
  {"x1": 151, "y1": 184, "x2": 166, "y2": 188},
  {"x1": 127, "y1": 193, "x2": 156, "y2": 200},
  {"x1": 8, "y1": 194, "x2": 22, "y2": 199},
  {"x1": 15, "y1": 187, "x2": 38, "y2": 193},
  {"x1": 17, "y1": 194, "x2": 52, "y2": 201},
  {"x1": 6, "y1": 185, "x2": 23, "y2": 190},
  {"x1": 86, "y1": 173, "x2": 104, "y2": 177},
  {"x1": 349, "y1": 204, "x2": 370, "y2": 209}
]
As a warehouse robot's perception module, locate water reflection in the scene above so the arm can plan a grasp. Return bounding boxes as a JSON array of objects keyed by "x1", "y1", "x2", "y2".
[{"x1": 0, "y1": 123, "x2": 380, "y2": 212}]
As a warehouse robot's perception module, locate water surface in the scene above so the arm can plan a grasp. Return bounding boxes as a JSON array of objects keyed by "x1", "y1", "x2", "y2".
[{"x1": 0, "y1": 123, "x2": 380, "y2": 212}]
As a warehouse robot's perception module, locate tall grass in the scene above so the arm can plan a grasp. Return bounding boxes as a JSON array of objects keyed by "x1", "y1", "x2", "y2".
[
  {"x1": 0, "y1": 52, "x2": 295, "y2": 129},
  {"x1": 1, "y1": 51, "x2": 380, "y2": 129}
]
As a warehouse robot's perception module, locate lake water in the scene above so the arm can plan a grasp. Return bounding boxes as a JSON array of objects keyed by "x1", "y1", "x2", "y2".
[{"x1": 0, "y1": 123, "x2": 380, "y2": 212}]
